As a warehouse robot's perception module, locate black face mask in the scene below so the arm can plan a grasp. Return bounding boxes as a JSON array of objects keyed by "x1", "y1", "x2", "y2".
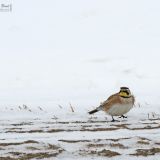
[{"x1": 120, "y1": 90, "x2": 129, "y2": 95}]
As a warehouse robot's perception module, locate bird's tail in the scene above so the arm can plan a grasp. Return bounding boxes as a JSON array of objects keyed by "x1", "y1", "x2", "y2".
[{"x1": 88, "y1": 106, "x2": 102, "y2": 114}]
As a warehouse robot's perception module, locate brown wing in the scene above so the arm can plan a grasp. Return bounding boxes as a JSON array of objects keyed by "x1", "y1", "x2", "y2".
[{"x1": 100, "y1": 93, "x2": 121, "y2": 112}]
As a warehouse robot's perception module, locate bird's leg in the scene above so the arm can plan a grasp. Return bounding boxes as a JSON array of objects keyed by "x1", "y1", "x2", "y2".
[
  {"x1": 119, "y1": 115, "x2": 127, "y2": 118},
  {"x1": 111, "y1": 116, "x2": 115, "y2": 122},
  {"x1": 111, "y1": 116, "x2": 120, "y2": 122}
]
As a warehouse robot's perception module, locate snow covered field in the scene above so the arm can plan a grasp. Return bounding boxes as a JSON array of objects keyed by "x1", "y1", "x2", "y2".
[
  {"x1": 0, "y1": 106, "x2": 160, "y2": 159},
  {"x1": 0, "y1": 0, "x2": 160, "y2": 159}
]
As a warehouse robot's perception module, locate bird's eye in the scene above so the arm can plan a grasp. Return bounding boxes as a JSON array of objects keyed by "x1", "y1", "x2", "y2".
[{"x1": 126, "y1": 90, "x2": 129, "y2": 95}]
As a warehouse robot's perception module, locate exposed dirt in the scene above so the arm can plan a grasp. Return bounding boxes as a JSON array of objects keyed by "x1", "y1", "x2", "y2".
[
  {"x1": 0, "y1": 140, "x2": 38, "y2": 147},
  {"x1": 130, "y1": 148, "x2": 160, "y2": 156},
  {"x1": 9, "y1": 152, "x2": 61, "y2": 160},
  {"x1": 1, "y1": 118, "x2": 160, "y2": 159},
  {"x1": 97, "y1": 149, "x2": 121, "y2": 157},
  {"x1": 59, "y1": 139, "x2": 91, "y2": 143},
  {"x1": 137, "y1": 140, "x2": 150, "y2": 145},
  {"x1": 11, "y1": 122, "x2": 33, "y2": 126},
  {"x1": 108, "y1": 143, "x2": 128, "y2": 149},
  {"x1": 79, "y1": 148, "x2": 121, "y2": 157}
]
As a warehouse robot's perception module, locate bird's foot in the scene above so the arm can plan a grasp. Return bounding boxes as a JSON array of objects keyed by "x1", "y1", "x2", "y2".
[
  {"x1": 111, "y1": 116, "x2": 120, "y2": 122},
  {"x1": 119, "y1": 115, "x2": 127, "y2": 119}
]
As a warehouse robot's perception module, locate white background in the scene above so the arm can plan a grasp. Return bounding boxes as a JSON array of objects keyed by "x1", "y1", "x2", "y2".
[{"x1": 0, "y1": 0, "x2": 160, "y2": 110}]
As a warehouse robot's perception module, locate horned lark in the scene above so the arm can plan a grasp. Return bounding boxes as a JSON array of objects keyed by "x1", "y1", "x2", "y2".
[{"x1": 88, "y1": 87, "x2": 135, "y2": 122}]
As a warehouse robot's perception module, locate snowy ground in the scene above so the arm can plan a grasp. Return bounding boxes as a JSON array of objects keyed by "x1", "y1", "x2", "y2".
[
  {"x1": 0, "y1": 103, "x2": 160, "y2": 160},
  {"x1": 1, "y1": 0, "x2": 160, "y2": 159}
]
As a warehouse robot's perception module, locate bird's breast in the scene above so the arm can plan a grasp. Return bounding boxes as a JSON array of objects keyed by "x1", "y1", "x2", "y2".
[{"x1": 106, "y1": 103, "x2": 133, "y2": 116}]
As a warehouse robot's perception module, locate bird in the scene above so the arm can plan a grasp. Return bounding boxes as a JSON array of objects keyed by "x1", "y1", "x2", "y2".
[{"x1": 88, "y1": 87, "x2": 135, "y2": 122}]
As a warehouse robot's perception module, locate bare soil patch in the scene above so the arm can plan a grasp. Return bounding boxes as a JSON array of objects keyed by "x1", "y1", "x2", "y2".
[{"x1": 130, "y1": 148, "x2": 160, "y2": 156}]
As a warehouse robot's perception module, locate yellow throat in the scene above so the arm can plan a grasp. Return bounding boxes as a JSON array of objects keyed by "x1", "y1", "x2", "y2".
[{"x1": 119, "y1": 91, "x2": 130, "y2": 97}]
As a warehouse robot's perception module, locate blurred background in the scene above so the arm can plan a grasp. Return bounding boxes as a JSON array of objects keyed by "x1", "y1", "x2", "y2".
[{"x1": 0, "y1": 0, "x2": 160, "y2": 110}]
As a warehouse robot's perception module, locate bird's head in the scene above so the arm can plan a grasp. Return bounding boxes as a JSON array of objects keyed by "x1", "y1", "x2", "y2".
[{"x1": 119, "y1": 87, "x2": 131, "y2": 98}]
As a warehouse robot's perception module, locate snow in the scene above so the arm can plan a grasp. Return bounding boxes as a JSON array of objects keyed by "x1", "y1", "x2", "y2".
[{"x1": 0, "y1": 0, "x2": 160, "y2": 159}]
